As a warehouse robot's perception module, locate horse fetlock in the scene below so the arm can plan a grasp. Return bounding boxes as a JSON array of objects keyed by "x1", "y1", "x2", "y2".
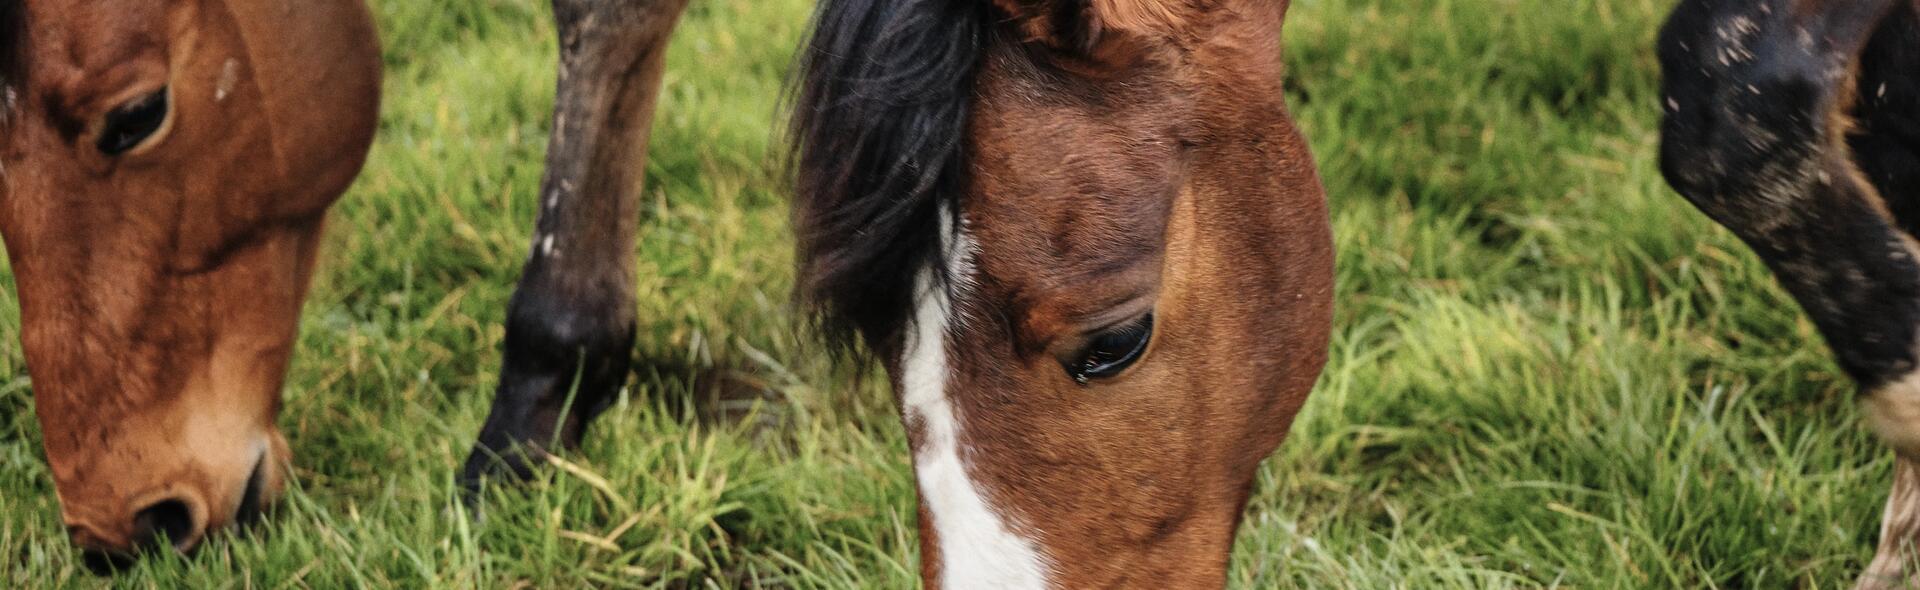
[
  {"x1": 462, "y1": 297, "x2": 636, "y2": 489},
  {"x1": 1869, "y1": 371, "x2": 1920, "y2": 458},
  {"x1": 504, "y1": 289, "x2": 636, "y2": 359},
  {"x1": 501, "y1": 300, "x2": 636, "y2": 427}
]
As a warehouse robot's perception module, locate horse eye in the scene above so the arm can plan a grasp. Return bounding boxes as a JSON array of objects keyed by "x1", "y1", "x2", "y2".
[
  {"x1": 96, "y1": 89, "x2": 168, "y2": 156},
  {"x1": 1065, "y1": 313, "x2": 1154, "y2": 384}
]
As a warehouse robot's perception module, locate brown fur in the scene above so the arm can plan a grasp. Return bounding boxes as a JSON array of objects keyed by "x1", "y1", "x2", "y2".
[
  {"x1": 0, "y1": 0, "x2": 379, "y2": 555},
  {"x1": 991, "y1": 0, "x2": 1220, "y2": 59},
  {"x1": 929, "y1": 1, "x2": 1330, "y2": 584},
  {"x1": 772, "y1": 0, "x2": 1331, "y2": 583}
]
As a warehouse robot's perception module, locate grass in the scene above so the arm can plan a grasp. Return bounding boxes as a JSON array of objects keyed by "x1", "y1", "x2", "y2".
[{"x1": 0, "y1": 0, "x2": 1896, "y2": 587}]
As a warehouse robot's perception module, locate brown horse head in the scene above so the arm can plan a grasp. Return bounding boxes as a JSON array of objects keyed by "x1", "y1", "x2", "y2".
[
  {"x1": 794, "y1": 0, "x2": 1329, "y2": 585},
  {"x1": 0, "y1": 0, "x2": 379, "y2": 560}
]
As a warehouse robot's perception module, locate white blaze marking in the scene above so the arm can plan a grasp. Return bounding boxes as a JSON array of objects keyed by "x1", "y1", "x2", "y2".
[{"x1": 900, "y1": 221, "x2": 1050, "y2": 589}]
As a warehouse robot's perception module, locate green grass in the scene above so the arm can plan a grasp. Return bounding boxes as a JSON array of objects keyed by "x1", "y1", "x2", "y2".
[{"x1": 0, "y1": 0, "x2": 1896, "y2": 587}]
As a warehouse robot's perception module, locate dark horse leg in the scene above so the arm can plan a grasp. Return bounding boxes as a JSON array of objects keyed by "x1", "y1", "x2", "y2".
[
  {"x1": 1852, "y1": 5, "x2": 1920, "y2": 584},
  {"x1": 461, "y1": 0, "x2": 691, "y2": 490},
  {"x1": 1658, "y1": 0, "x2": 1920, "y2": 585}
]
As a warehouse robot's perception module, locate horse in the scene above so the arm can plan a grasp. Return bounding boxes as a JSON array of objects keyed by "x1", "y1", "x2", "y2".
[
  {"x1": 0, "y1": 0, "x2": 380, "y2": 567},
  {"x1": 459, "y1": 0, "x2": 1333, "y2": 586},
  {"x1": 1655, "y1": 0, "x2": 1920, "y2": 586}
]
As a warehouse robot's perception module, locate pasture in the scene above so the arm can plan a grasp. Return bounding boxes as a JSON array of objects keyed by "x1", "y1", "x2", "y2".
[{"x1": 0, "y1": 0, "x2": 1892, "y2": 586}]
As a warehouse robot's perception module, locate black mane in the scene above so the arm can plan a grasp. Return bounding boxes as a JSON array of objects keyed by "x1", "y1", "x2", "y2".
[
  {"x1": 788, "y1": 0, "x2": 989, "y2": 359},
  {"x1": 0, "y1": 0, "x2": 24, "y2": 127}
]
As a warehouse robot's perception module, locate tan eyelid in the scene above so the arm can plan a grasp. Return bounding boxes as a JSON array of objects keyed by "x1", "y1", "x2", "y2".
[
  {"x1": 89, "y1": 86, "x2": 174, "y2": 158},
  {"x1": 1044, "y1": 294, "x2": 1157, "y2": 367},
  {"x1": 1073, "y1": 290, "x2": 1158, "y2": 335}
]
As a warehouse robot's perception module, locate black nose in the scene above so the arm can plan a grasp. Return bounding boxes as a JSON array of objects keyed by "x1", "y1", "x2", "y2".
[{"x1": 130, "y1": 499, "x2": 195, "y2": 551}]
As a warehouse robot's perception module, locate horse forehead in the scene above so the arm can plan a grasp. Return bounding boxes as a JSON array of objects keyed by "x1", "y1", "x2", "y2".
[
  {"x1": 21, "y1": 0, "x2": 243, "y2": 124},
  {"x1": 962, "y1": 170, "x2": 1172, "y2": 343},
  {"x1": 24, "y1": 0, "x2": 309, "y2": 94},
  {"x1": 25, "y1": 0, "x2": 168, "y2": 76},
  {"x1": 964, "y1": 101, "x2": 1180, "y2": 286}
]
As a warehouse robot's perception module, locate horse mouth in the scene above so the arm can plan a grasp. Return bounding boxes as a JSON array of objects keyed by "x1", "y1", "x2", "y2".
[
  {"x1": 81, "y1": 547, "x2": 136, "y2": 576},
  {"x1": 235, "y1": 452, "x2": 268, "y2": 528}
]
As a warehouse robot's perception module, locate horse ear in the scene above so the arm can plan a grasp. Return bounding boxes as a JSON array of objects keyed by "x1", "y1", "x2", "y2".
[{"x1": 989, "y1": 0, "x2": 1203, "y2": 58}]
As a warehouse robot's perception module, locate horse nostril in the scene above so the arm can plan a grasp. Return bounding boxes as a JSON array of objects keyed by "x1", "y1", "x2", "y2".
[{"x1": 130, "y1": 499, "x2": 196, "y2": 551}]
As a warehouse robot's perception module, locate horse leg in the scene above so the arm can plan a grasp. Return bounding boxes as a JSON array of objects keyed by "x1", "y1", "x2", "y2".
[
  {"x1": 461, "y1": 0, "x2": 691, "y2": 490},
  {"x1": 1865, "y1": 458, "x2": 1920, "y2": 589},
  {"x1": 1853, "y1": 6, "x2": 1920, "y2": 587},
  {"x1": 1658, "y1": 0, "x2": 1913, "y2": 388},
  {"x1": 1850, "y1": 2, "x2": 1920, "y2": 239},
  {"x1": 1658, "y1": 0, "x2": 1920, "y2": 583}
]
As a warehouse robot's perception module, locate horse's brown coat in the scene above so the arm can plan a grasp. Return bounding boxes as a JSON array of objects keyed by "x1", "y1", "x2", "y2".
[
  {"x1": 923, "y1": 1, "x2": 1331, "y2": 584},
  {"x1": 0, "y1": 0, "x2": 379, "y2": 555}
]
